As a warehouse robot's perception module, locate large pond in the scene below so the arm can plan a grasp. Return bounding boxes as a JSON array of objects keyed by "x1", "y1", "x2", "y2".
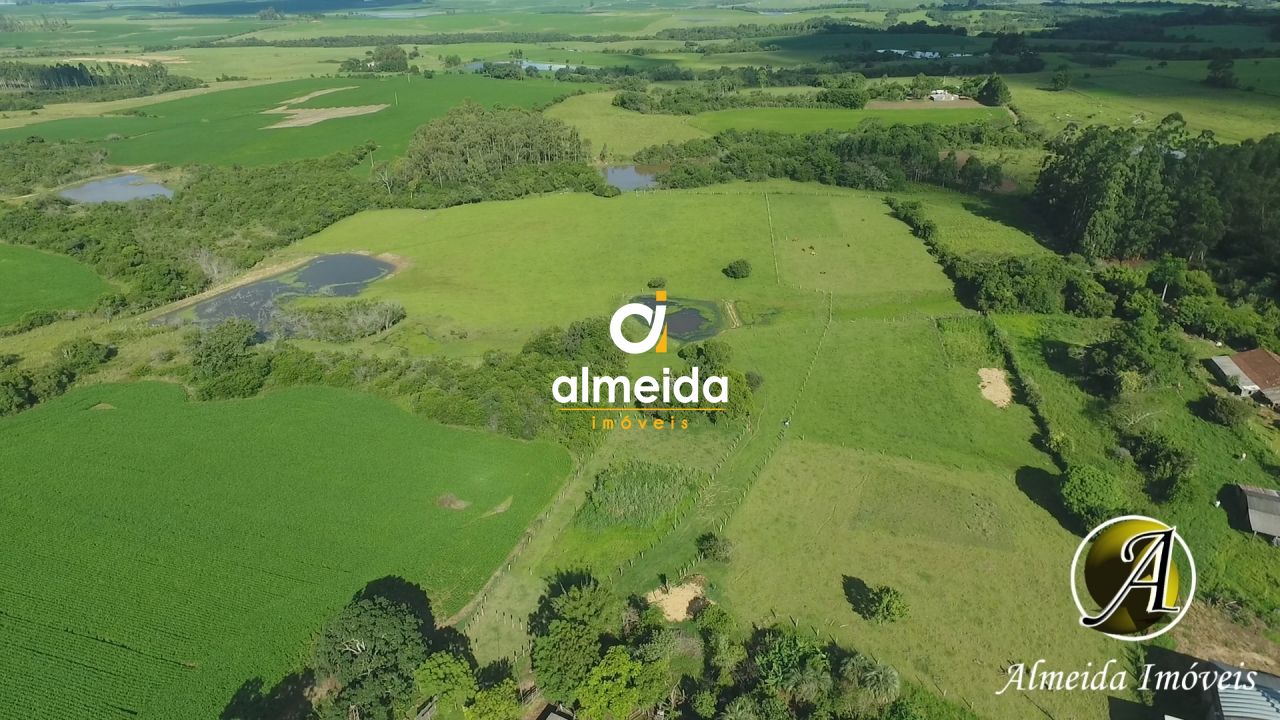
[
  {"x1": 602, "y1": 165, "x2": 666, "y2": 191},
  {"x1": 60, "y1": 174, "x2": 173, "y2": 203},
  {"x1": 155, "y1": 254, "x2": 394, "y2": 332},
  {"x1": 630, "y1": 295, "x2": 723, "y2": 342},
  {"x1": 463, "y1": 59, "x2": 569, "y2": 72}
]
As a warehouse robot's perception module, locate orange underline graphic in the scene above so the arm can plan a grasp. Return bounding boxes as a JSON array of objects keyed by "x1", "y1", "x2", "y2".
[{"x1": 557, "y1": 407, "x2": 726, "y2": 412}]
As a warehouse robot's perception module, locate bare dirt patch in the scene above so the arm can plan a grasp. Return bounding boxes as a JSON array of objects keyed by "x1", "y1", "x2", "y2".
[
  {"x1": 1175, "y1": 603, "x2": 1280, "y2": 676},
  {"x1": 261, "y1": 104, "x2": 388, "y2": 129},
  {"x1": 978, "y1": 367, "x2": 1012, "y2": 408},
  {"x1": 90, "y1": 403, "x2": 116, "y2": 411},
  {"x1": 481, "y1": 497, "x2": 513, "y2": 517},
  {"x1": 437, "y1": 494, "x2": 471, "y2": 511},
  {"x1": 375, "y1": 252, "x2": 412, "y2": 276},
  {"x1": 723, "y1": 300, "x2": 743, "y2": 329},
  {"x1": 645, "y1": 577, "x2": 711, "y2": 622},
  {"x1": 277, "y1": 86, "x2": 356, "y2": 105},
  {"x1": 867, "y1": 98, "x2": 984, "y2": 110}
]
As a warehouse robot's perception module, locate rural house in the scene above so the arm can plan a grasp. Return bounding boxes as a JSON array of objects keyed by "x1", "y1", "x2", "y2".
[
  {"x1": 1208, "y1": 349, "x2": 1280, "y2": 404},
  {"x1": 1237, "y1": 484, "x2": 1280, "y2": 545},
  {"x1": 929, "y1": 89, "x2": 958, "y2": 101}
]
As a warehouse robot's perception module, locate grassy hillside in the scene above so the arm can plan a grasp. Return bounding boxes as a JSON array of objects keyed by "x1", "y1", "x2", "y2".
[
  {"x1": 281, "y1": 180, "x2": 1126, "y2": 720},
  {"x1": 0, "y1": 244, "x2": 111, "y2": 326},
  {"x1": 0, "y1": 382, "x2": 570, "y2": 720}
]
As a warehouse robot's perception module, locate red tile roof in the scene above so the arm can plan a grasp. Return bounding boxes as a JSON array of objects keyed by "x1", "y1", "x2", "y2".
[{"x1": 1231, "y1": 349, "x2": 1280, "y2": 391}]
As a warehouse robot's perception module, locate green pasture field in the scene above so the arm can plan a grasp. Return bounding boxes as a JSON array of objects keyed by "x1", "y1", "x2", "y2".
[
  {"x1": 719, "y1": 315, "x2": 1119, "y2": 720},
  {"x1": 1007, "y1": 58, "x2": 1280, "y2": 142},
  {"x1": 0, "y1": 18, "x2": 275, "y2": 53},
  {"x1": 0, "y1": 74, "x2": 585, "y2": 166},
  {"x1": 371, "y1": 180, "x2": 1125, "y2": 720},
  {"x1": 688, "y1": 105, "x2": 1011, "y2": 134},
  {"x1": 279, "y1": 181, "x2": 972, "y2": 358},
  {"x1": 0, "y1": 381, "x2": 569, "y2": 720},
  {"x1": 0, "y1": 244, "x2": 111, "y2": 325},
  {"x1": 545, "y1": 91, "x2": 708, "y2": 158}
]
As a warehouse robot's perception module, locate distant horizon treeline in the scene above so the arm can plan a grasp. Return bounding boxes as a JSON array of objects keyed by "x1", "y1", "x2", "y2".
[{"x1": 0, "y1": 60, "x2": 201, "y2": 110}]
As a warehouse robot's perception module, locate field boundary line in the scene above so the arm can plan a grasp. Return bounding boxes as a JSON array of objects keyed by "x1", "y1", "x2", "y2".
[
  {"x1": 764, "y1": 192, "x2": 781, "y2": 286},
  {"x1": 443, "y1": 458, "x2": 592, "y2": 628}
]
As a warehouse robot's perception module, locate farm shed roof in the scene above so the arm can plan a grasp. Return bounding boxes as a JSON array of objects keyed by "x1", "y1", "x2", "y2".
[
  {"x1": 1210, "y1": 356, "x2": 1248, "y2": 384},
  {"x1": 1239, "y1": 484, "x2": 1280, "y2": 538},
  {"x1": 1210, "y1": 662, "x2": 1280, "y2": 720},
  {"x1": 1230, "y1": 349, "x2": 1280, "y2": 391}
]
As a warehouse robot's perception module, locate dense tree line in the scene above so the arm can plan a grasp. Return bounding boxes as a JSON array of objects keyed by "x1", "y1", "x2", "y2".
[
  {"x1": 338, "y1": 43, "x2": 409, "y2": 73},
  {"x1": 1035, "y1": 116, "x2": 1280, "y2": 305},
  {"x1": 0, "y1": 136, "x2": 109, "y2": 195},
  {"x1": 0, "y1": 61, "x2": 200, "y2": 109},
  {"x1": 634, "y1": 123, "x2": 1029, "y2": 194},
  {"x1": 527, "y1": 573, "x2": 971, "y2": 720},
  {"x1": 254, "y1": 571, "x2": 967, "y2": 720},
  {"x1": 394, "y1": 102, "x2": 600, "y2": 192}
]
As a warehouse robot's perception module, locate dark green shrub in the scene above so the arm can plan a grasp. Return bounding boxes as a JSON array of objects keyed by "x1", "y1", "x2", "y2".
[
  {"x1": 866, "y1": 585, "x2": 908, "y2": 624},
  {"x1": 1061, "y1": 465, "x2": 1118, "y2": 529},
  {"x1": 723, "y1": 259, "x2": 752, "y2": 279},
  {"x1": 1196, "y1": 394, "x2": 1252, "y2": 428},
  {"x1": 696, "y1": 532, "x2": 734, "y2": 562}
]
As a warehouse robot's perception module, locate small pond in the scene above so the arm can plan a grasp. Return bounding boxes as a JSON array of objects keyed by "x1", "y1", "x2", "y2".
[
  {"x1": 60, "y1": 174, "x2": 173, "y2": 203},
  {"x1": 602, "y1": 165, "x2": 666, "y2": 191},
  {"x1": 463, "y1": 59, "x2": 569, "y2": 72},
  {"x1": 630, "y1": 295, "x2": 723, "y2": 342},
  {"x1": 155, "y1": 253, "x2": 394, "y2": 332}
]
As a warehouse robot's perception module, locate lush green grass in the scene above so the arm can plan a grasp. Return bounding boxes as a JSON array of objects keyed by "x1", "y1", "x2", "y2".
[
  {"x1": 0, "y1": 74, "x2": 586, "y2": 166},
  {"x1": 688, "y1": 105, "x2": 1011, "y2": 134},
  {"x1": 0, "y1": 243, "x2": 111, "y2": 325},
  {"x1": 0, "y1": 381, "x2": 569, "y2": 720},
  {"x1": 1007, "y1": 58, "x2": 1280, "y2": 142},
  {"x1": 546, "y1": 91, "x2": 709, "y2": 159},
  {"x1": 415, "y1": 181, "x2": 1123, "y2": 720},
  {"x1": 279, "y1": 182, "x2": 961, "y2": 358},
  {"x1": 721, "y1": 317, "x2": 1118, "y2": 720}
]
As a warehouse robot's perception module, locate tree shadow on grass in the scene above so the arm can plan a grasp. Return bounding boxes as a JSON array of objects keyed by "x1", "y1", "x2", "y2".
[
  {"x1": 220, "y1": 670, "x2": 314, "y2": 720},
  {"x1": 959, "y1": 196, "x2": 1054, "y2": 251},
  {"x1": 1015, "y1": 465, "x2": 1079, "y2": 535},
  {"x1": 841, "y1": 575, "x2": 875, "y2": 620}
]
